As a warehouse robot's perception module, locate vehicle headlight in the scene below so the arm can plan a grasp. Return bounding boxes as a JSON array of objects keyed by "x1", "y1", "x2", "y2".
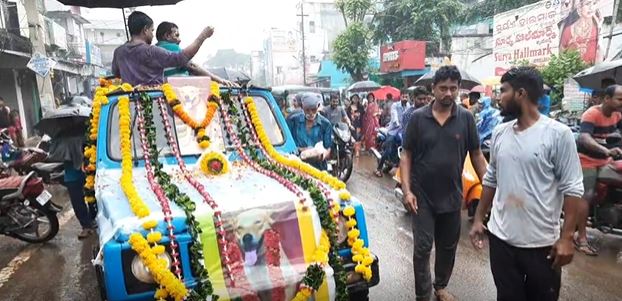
[
  {"x1": 336, "y1": 215, "x2": 349, "y2": 245},
  {"x1": 130, "y1": 252, "x2": 172, "y2": 283}
]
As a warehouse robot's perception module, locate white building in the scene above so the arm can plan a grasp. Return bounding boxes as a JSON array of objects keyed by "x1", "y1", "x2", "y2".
[
  {"x1": 263, "y1": 28, "x2": 303, "y2": 86},
  {"x1": 450, "y1": 20, "x2": 494, "y2": 81},
  {"x1": 84, "y1": 19, "x2": 126, "y2": 72}
]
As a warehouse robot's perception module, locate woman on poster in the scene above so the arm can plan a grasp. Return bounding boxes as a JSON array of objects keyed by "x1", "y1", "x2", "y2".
[{"x1": 559, "y1": 0, "x2": 603, "y2": 64}]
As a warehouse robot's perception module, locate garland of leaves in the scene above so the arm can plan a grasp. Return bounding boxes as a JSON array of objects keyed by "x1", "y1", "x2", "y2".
[
  {"x1": 137, "y1": 92, "x2": 215, "y2": 301},
  {"x1": 134, "y1": 95, "x2": 184, "y2": 282},
  {"x1": 221, "y1": 92, "x2": 349, "y2": 301},
  {"x1": 155, "y1": 96, "x2": 259, "y2": 300}
]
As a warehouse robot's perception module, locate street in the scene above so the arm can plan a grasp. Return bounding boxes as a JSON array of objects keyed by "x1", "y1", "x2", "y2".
[{"x1": 0, "y1": 156, "x2": 621, "y2": 300}]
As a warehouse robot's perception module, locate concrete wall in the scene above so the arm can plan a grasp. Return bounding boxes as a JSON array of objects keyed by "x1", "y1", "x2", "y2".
[{"x1": 451, "y1": 35, "x2": 494, "y2": 80}]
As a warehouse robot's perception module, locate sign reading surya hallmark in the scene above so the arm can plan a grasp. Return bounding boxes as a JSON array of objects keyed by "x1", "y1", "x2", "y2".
[{"x1": 493, "y1": 0, "x2": 613, "y2": 76}]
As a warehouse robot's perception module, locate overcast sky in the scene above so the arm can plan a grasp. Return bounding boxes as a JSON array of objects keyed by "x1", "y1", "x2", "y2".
[{"x1": 80, "y1": 0, "x2": 299, "y2": 61}]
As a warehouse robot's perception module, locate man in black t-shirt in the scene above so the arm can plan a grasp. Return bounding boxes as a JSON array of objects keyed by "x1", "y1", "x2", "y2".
[{"x1": 400, "y1": 66, "x2": 488, "y2": 301}]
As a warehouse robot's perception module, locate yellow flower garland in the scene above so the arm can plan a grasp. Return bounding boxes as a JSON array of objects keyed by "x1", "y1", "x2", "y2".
[
  {"x1": 291, "y1": 231, "x2": 331, "y2": 301},
  {"x1": 199, "y1": 151, "x2": 229, "y2": 176},
  {"x1": 244, "y1": 97, "x2": 346, "y2": 191},
  {"x1": 129, "y1": 233, "x2": 188, "y2": 301},
  {"x1": 118, "y1": 94, "x2": 187, "y2": 299},
  {"x1": 162, "y1": 82, "x2": 219, "y2": 148},
  {"x1": 244, "y1": 96, "x2": 375, "y2": 282},
  {"x1": 82, "y1": 85, "x2": 110, "y2": 204},
  {"x1": 342, "y1": 202, "x2": 373, "y2": 282}
]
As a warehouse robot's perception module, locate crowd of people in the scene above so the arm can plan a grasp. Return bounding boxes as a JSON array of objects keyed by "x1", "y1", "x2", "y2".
[{"x1": 59, "y1": 8, "x2": 618, "y2": 299}]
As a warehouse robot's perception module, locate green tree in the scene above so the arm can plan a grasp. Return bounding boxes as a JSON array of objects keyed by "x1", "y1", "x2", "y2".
[
  {"x1": 541, "y1": 50, "x2": 590, "y2": 107},
  {"x1": 459, "y1": 0, "x2": 540, "y2": 24},
  {"x1": 371, "y1": 0, "x2": 463, "y2": 56},
  {"x1": 333, "y1": 0, "x2": 374, "y2": 81}
]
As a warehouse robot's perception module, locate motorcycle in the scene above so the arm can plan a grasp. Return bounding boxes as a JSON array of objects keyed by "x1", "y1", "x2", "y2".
[
  {"x1": 0, "y1": 171, "x2": 61, "y2": 242},
  {"x1": 393, "y1": 149, "x2": 484, "y2": 220},
  {"x1": 328, "y1": 122, "x2": 354, "y2": 182},
  {"x1": 0, "y1": 131, "x2": 64, "y2": 185},
  {"x1": 371, "y1": 127, "x2": 400, "y2": 174}
]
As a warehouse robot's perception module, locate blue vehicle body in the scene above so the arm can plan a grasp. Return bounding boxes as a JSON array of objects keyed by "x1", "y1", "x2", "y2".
[{"x1": 94, "y1": 88, "x2": 378, "y2": 300}]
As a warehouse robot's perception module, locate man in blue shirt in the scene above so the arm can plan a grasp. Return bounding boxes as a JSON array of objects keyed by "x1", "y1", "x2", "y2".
[
  {"x1": 286, "y1": 92, "x2": 332, "y2": 170},
  {"x1": 375, "y1": 91, "x2": 411, "y2": 176}
]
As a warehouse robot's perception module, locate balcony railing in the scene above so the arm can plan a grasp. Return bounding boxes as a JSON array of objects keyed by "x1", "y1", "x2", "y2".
[{"x1": 0, "y1": 29, "x2": 32, "y2": 54}]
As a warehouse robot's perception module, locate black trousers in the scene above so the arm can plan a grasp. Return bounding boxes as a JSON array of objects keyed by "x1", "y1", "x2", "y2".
[
  {"x1": 412, "y1": 205, "x2": 461, "y2": 300},
  {"x1": 488, "y1": 233, "x2": 561, "y2": 301},
  {"x1": 65, "y1": 178, "x2": 97, "y2": 229}
]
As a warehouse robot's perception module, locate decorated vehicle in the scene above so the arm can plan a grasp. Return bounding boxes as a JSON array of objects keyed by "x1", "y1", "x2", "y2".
[{"x1": 89, "y1": 77, "x2": 379, "y2": 301}]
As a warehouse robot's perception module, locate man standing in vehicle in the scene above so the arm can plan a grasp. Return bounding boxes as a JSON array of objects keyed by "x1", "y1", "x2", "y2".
[
  {"x1": 400, "y1": 66, "x2": 488, "y2": 301},
  {"x1": 112, "y1": 11, "x2": 214, "y2": 86},
  {"x1": 286, "y1": 93, "x2": 332, "y2": 170},
  {"x1": 154, "y1": 21, "x2": 235, "y2": 86},
  {"x1": 470, "y1": 67, "x2": 583, "y2": 301},
  {"x1": 575, "y1": 84, "x2": 622, "y2": 256}
]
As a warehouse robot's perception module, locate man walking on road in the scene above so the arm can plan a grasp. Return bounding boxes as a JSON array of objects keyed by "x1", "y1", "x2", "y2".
[
  {"x1": 400, "y1": 65, "x2": 488, "y2": 301},
  {"x1": 470, "y1": 67, "x2": 584, "y2": 301}
]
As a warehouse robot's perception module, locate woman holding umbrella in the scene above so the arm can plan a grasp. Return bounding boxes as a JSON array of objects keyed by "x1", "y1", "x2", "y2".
[{"x1": 362, "y1": 93, "x2": 380, "y2": 151}]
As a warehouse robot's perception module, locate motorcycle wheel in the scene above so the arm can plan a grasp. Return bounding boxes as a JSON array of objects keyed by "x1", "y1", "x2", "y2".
[
  {"x1": 11, "y1": 205, "x2": 59, "y2": 243},
  {"x1": 338, "y1": 153, "x2": 354, "y2": 183}
]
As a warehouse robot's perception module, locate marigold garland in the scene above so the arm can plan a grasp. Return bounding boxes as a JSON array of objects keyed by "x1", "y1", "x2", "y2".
[
  {"x1": 119, "y1": 94, "x2": 187, "y2": 300},
  {"x1": 128, "y1": 233, "x2": 188, "y2": 301},
  {"x1": 224, "y1": 93, "x2": 348, "y2": 300},
  {"x1": 244, "y1": 96, "x2": 373, "y2": 283},
  {"x1": 243, "y1": 97, "x2": 346, "y2": 192},
  {"x1": 82, "y1": 83, "x2": 109, "y2": 204},
  {"x1": 199, "y1": 151, "x2": 230, "y2": 176},
  {"x1": 138, "y1": 93, "x2": 215, "y2": 300},
  {"x1": 162, "y1": 82, "x2": 219, "y2": 148},
  {"x1": 156, "y1": 96, "x2": 255, "y2": 301}
]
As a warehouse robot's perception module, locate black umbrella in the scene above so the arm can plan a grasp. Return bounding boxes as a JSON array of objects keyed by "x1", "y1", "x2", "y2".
[
  {"x1": 57, "y1": 0, "x2": 184, "y2": 8},
  {"x1": 415, "y1": 69, "x2": 482, "y2": 90},
  {"x1": 58, "y1": 0, "x2": 186, "y2": 39},
  {"x1": 347, "y1": 81, "x2": 381, "y2": 93},
  {"x1": 207, "y1": 68, "x2": 251, "y2": 82},
  {"x1": 35, "y1": 104, "x2": 91, "y2": 138},
  {"x1": 573, "y1": 59, "x2": 622, "y2": 89}
]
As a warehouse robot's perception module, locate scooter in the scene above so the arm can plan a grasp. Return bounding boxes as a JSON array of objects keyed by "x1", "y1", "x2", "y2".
[
  {"x1": 371, "y1": 127, "x2": 400, "y2": 174},
  {"x1": 393, "y1": 149, "x2": 484, "y2": 220}
]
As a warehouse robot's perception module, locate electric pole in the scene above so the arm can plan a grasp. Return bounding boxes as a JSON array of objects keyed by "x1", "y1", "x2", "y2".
[
  {"x1": 605, "y1": 0, "x2": 620, "y2": 59},
  {"x1": 297, "y1": 1, "x2": 308, "y2": 85},
  {"x1": 24, "y1": 0, "x2": 55, "y2": 115}
]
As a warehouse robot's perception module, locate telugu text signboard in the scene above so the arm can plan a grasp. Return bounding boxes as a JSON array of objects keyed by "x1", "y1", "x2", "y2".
[{"x1": 493, "y1": 0, "x2": 613, "y2": 76}]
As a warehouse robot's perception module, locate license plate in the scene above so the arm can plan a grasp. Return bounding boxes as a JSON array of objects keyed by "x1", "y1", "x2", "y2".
[{"x1": 36, "y1": 190, "x2": 52, "y2": 205}]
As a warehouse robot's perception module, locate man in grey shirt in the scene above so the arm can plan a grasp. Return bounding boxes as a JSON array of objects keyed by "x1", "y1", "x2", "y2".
[
  {"x1": 470, "y1": 67, "x2": 583, "y2": 301},
  {"x1": 111, "y1": 11, "x2": 214, "y2": 86},
  {"x1": 321, "y1": 94, "x2": 350, "y2": 126}
]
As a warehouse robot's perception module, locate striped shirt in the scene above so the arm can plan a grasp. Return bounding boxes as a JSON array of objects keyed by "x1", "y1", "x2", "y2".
[{"x1": 579, "y1": 105, "x2": 622, "y2": 168}]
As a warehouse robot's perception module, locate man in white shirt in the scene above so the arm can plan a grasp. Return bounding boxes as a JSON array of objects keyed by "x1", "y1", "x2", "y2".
[{"x1": 469, "y1": 67, "x2": 584, "y2": 301}]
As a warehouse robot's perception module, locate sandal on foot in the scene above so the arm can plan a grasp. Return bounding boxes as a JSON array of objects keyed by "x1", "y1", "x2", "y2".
[{"x1": 574, "y1": 239, "x2": 598, "y2": 256}]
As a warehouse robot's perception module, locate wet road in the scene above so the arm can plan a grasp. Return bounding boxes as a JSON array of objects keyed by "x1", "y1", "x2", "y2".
[{"x1": 0, "y1": 157, "x2": 621, "y2": 300}]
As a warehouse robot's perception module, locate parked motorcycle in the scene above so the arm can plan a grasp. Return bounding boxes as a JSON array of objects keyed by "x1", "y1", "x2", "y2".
[
  {"x1": 393, "y1": 149, "x2": 484, "y2": 220},
  {"x1": 328, "y1": 122, "x2": 354, "y2": 182},
  {"x1": 0, "y1": 171, "x2": 61, "y2": 242}
]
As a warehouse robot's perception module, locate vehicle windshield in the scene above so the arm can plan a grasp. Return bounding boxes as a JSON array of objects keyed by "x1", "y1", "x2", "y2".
[{"x1": 107, "y1": 94, "x2": 284, "y2": 161}]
